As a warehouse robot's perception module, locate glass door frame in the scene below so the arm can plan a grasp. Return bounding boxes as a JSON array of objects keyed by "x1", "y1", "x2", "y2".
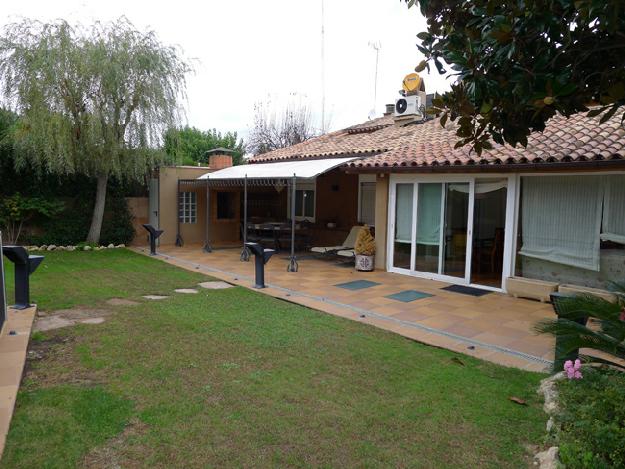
[{"x1": 387, "y1": 173, "x2": 517, "y2": 292}]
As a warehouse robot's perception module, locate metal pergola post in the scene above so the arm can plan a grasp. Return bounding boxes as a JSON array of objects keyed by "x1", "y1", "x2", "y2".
[
  {"x1": 240, "y1": 175, "x2": 250, "y2": 261},
  {"x1": 175, "y1": 180, "x2": 183, "y2": 247},
  {"x1": 287, "y1": 173, "x2": 298, "y2": 272},
  {"x1": 203, "y1": 179, "x2": 212, "y2": 253}
]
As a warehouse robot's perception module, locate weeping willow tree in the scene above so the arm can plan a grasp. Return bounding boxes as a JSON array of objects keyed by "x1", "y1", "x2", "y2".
[{"x1": 0, "y1": 18, "x2": 190, "y2": 243}]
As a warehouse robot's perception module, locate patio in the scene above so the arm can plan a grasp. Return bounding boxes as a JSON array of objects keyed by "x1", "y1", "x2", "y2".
[{"x1": 141, "y1": 245, "x2": 555, "y2": 372}]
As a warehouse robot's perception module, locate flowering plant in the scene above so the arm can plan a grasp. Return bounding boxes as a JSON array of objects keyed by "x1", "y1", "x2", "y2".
[{"x1": 564, "y1": 359, "x2": 583, "y2": 380}]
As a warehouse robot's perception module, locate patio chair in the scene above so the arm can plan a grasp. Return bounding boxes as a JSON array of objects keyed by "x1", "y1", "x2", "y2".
[{"x1": 310, "y1": 226, "x2": 362, "y2": 256}]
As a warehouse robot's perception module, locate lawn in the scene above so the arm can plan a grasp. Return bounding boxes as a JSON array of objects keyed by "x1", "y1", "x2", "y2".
[{"x1": 2, "y1": 249, "x2": 546, "y2": 468}]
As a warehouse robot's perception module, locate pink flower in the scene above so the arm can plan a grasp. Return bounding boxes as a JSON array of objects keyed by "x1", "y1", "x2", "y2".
[
  {"x1": 563, "y1": 359, "x2": 583, "y2": 379},
  {"x1": 619, "y1": 308, "x2": 625, "y2": 322}
]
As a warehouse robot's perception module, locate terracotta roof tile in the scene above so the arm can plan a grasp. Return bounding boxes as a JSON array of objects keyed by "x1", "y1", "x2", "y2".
[{"x1": 251, "y1": 110, "x2": 625, "y2": 169}]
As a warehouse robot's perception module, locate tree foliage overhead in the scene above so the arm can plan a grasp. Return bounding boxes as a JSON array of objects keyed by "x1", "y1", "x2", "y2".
[
  {"x1": 0, "y1": 18, "x2": 190, "y2": 242},
  {"x1": 247, "y1": 101, "x2": 318, "y2": 156},
  {"x1": 164, "y1": 126, "x2": 245, "y2": 166},
  {"x1": 406, "y1": 0, "x2": 625, "y2": 154}
]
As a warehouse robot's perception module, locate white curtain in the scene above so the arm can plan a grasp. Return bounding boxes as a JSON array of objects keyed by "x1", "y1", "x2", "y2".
[
  {"x1": 395, "y1": 184, "x2": 413, "y2": 243},
  {"x1": 519, "y1": 176, "x2": 603, "y2": 271},
  {"x1": 416, "y1": 183, "x2": 442, "y2": 245},
  {"x1": 601, "y1": 175, "x2": 625, "y2": 244}
]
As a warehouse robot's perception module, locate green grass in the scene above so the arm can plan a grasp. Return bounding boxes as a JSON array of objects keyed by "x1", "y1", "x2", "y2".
[
  {"x1": 2, "y1": 250, "x2": 546, "y2": 468},
  {"x1": 4, "y1": 249, "x2": 207, "y2": 310}
]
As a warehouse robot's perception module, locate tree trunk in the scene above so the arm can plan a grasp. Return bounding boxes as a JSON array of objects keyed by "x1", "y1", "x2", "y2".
[{"x1": 86, "y1": 174, "x2": 108, "y2": 244}]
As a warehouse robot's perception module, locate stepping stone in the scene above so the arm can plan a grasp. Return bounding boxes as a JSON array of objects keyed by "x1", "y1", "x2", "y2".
[
  {"x1": 174, "y1": 288, "x2": 199, "y2": 294},
  {"x1": 79, "y1": 317, "x2": 106, "y2": 325},
  {"x1": 106, "y1": 298, "x2": 139, "y2": 306},
  {"x1": 143, "y1": 295, "x2": 169, "y2": 300},
  {"x1": 198, "y1": 281, "x2": 234, "y2": 290},
  {"x1": 34, "y1": 316, "x2": 76, "y2": 332}
]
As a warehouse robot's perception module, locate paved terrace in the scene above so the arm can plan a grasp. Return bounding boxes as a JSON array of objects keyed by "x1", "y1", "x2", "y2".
[{"x1": 138, "y1": 245, "x2": 555, "y2": 373}]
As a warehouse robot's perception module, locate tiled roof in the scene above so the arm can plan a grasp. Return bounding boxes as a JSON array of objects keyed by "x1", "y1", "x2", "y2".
[
  {"x1": 251, "y1": 110, "x2": 625, "y2": 170},
  {"x1": 250, "y1": 115, "x2": 400, "y2": 163}
]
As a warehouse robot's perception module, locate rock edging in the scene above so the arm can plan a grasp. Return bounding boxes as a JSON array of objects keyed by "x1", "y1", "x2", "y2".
[
  {"x1": 533, "y1": 372, "x2": 565, "y2": 468},
  {"x1": 26, "y1": 244, "x2": 126, "y2": 252}
]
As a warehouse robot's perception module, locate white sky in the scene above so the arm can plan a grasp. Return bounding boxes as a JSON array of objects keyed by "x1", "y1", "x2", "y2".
[{"x1": 2, "y1": 0, "x2": 452, "y2": 140}]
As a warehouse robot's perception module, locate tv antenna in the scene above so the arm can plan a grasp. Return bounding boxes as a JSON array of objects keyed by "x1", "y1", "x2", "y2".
[
  {"x1": 368, "y1": 40, "x2": 381, "y2": 120},
  {"x1": 320, "y1": 0, "x2": 326, "y2": 133}
]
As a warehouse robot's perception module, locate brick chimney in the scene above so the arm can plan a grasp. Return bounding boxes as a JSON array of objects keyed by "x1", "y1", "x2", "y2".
[{"x1": 206, "y1": 148, "x2": 235, "y2": 170}]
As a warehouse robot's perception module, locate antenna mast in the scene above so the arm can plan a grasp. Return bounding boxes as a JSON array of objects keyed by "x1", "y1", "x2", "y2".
[
  {"x1": 321, "y1": 0, "x2": 326, "y2": 133},
  {"x1": 369, "y1": 41, "x2": 381, "y2": 118}
]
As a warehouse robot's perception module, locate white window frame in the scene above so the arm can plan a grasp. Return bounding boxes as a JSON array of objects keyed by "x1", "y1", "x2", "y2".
[
  {"x1": 179, "y1": 191, "x2": 197, "y2": 224},
  {"x1": 287, "y1": 180, "x2": 316, "y2": 221},
  {"x1": 386, "y1": 173, "x2": 516, "y2": 293},
  {"x1": 358, "y1": 174, "x2": 376, "y2": 226}
]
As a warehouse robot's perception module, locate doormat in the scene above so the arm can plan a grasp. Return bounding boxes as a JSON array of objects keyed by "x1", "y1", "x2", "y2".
[
  {"x1": 385, "y1": 290, "x2": 433, "y2": 302},
  {"x1": 442, "y1": 285, "x2": 491, "y2": 297},
  {"x1": 335, "y1": 280, "x2": 381, "y2": 290}
]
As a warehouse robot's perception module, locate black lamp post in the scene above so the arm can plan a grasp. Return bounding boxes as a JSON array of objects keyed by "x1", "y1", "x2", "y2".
[
  {"x1": 142, "y1": 224, "x2": 164, "y2": 256},
  {"x1": 245, "y1": 242, "x2": 275, "y2": 288},
  {"x1": 1, "y1": 245, "x2": 44, "y2": 309}
]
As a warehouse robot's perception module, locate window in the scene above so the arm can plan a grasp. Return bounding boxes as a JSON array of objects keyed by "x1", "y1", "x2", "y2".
[
  {"x1": 288, "y1": 183, "x2": 316, "y2": 220},
  {"x1": 217, "y1": 192, "x2": 236, "y2": 219},
  {"x1": 359, "y1": 181, "x2": 376, "y2": 226},
  {"x1": 179, "y1": 192, "x2": 196, "y2": 224},
  {"x1": 295, "y1": 190, "x2": 315, "y2": 218}
]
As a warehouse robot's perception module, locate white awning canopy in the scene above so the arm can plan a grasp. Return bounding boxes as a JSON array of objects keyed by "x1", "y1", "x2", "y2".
[{"x1": 198, "y1": 157, "x2": 358, "y2": 181}]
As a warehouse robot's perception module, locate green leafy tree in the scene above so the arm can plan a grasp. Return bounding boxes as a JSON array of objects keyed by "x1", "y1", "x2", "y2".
[
  {"x1": 0, "y1": 18, "x2": 190, "y2": 243},
  {"x1": 164, "y1": 126, "x2": 245, "y2": 166},
  {"x1": 0, "y1": 193, "x2": 64, "y2": 244},
  {"x1": 405, "y1": 0, "x2": 625, "y2": 154},
  {"x1": 534, "y1": 282, "x2": 625, "y2": 371}
]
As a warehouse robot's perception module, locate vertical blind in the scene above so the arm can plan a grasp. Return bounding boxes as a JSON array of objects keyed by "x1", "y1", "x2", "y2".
[
  {"x1": 416, "y1": 183, "x2": 442, "y2": 245},
  {"x1": 519, "y1": 176, "x2": 603, "y2": 271},
  {"x1": 601, "y1": 175, "x2": 625, "y2": 244},
  {"x1": 395, "y1": 184, "x2": 413, "y2": 243}
]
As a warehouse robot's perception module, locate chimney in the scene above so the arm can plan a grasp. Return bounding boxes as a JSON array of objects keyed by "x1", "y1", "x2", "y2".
[
  {"x1": 206, "y1": 148, "x2": 235, "y2": 170},
  {"x1": 384, "y1": 103, "x2": 395, "y2": 116}
]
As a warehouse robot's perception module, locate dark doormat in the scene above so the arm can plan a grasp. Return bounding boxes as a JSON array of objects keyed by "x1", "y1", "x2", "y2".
[{"x1": 441, "y1": 285, "x2": 491, "y2": 296}]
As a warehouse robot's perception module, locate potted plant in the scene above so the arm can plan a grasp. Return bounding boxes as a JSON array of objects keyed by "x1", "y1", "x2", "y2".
[{"x1": 354, "y1": 225, "x2": 375, "y2": 271}]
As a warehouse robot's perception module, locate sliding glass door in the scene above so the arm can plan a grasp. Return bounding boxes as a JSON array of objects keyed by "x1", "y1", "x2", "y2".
[{"x1": 389, "y1": 177, "x2": 510, "y2": 289}]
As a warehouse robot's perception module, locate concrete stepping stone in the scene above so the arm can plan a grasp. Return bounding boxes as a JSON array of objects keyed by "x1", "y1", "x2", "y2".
[
  {"x1": 34, "y1": 316, "x2": 75, "y2": 332},
  {"x1": 198, "y1": 281, "x2": 234, "y2": 290},
  {"x1": 106, "y1": 298, "x2": 139, "y2": 306},
  {"x1": 142, "y1": 295, "x2": 169, "y2": 300},
  {"x1": 174, "y1": 288, "x2": 199, "y2": 294},
  {"x1": 79, "y1": 317, "x2": 106, "y2": 325}
]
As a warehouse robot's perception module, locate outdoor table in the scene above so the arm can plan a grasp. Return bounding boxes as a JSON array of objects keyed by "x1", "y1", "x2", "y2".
[{"x1": 247, "y1": 222, "x2": 303, "y2": 251}]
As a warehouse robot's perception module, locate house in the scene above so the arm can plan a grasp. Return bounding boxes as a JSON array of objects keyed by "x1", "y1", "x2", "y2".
[{"x1": 150, "y1": 86, "x2": 625, "y2": 295}]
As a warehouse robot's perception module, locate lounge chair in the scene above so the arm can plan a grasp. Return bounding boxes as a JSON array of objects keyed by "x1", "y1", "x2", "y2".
[
  {"x1": 310, "y1": 226, "x2": 362, "y2": 255},
  {"x1": 336, "y1": 249, "x2": 355, "y2": 258}
]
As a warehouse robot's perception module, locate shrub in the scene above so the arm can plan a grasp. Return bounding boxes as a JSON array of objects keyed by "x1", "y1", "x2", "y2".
[
  {"x1": 28, "y1": 194, "x2": 135, "y2": 246},
  {"x1": 556, "y1": 368, "x2": 625, "y2": 468},
  {"x1": 99, "y1": 196, "x2": 135, "y2": 246},
  {"x1": 534, "y1": 281, "x2": 625, "y2": 370}
]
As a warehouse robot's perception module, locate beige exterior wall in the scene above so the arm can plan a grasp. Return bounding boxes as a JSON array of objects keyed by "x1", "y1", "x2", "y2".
[
  {"x1": 374, "y1": 174, "x2": 389, "y2": 270},
  {"x1": 126, "y1": 197, "x2": 149, "y2": 245},
  {"x1": 158, "y1": 166, "x2": 211, "y2": 245}
]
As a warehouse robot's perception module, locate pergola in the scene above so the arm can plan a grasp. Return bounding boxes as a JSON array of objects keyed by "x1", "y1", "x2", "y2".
[{"x1": 179, "y1": 157, "x2": 357, "y2": 272}]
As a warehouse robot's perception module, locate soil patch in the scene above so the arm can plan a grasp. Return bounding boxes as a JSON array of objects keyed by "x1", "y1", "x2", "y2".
[
  {"x1": 82, "y1": 418, "x2": 149, "y2": 469},
  {"x1": 34, "y1": 307, "x2": 111, "y2": 332}
]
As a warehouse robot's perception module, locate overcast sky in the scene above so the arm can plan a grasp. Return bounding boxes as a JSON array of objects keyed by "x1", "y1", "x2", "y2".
[{"x1": 2, "y1": 0, "x2": 452, "y2": 140}]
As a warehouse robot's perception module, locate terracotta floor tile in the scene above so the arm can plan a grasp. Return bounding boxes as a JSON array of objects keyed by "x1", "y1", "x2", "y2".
[{"x1": 149, "y1": 245, "x2": 556, "y2": 372}]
